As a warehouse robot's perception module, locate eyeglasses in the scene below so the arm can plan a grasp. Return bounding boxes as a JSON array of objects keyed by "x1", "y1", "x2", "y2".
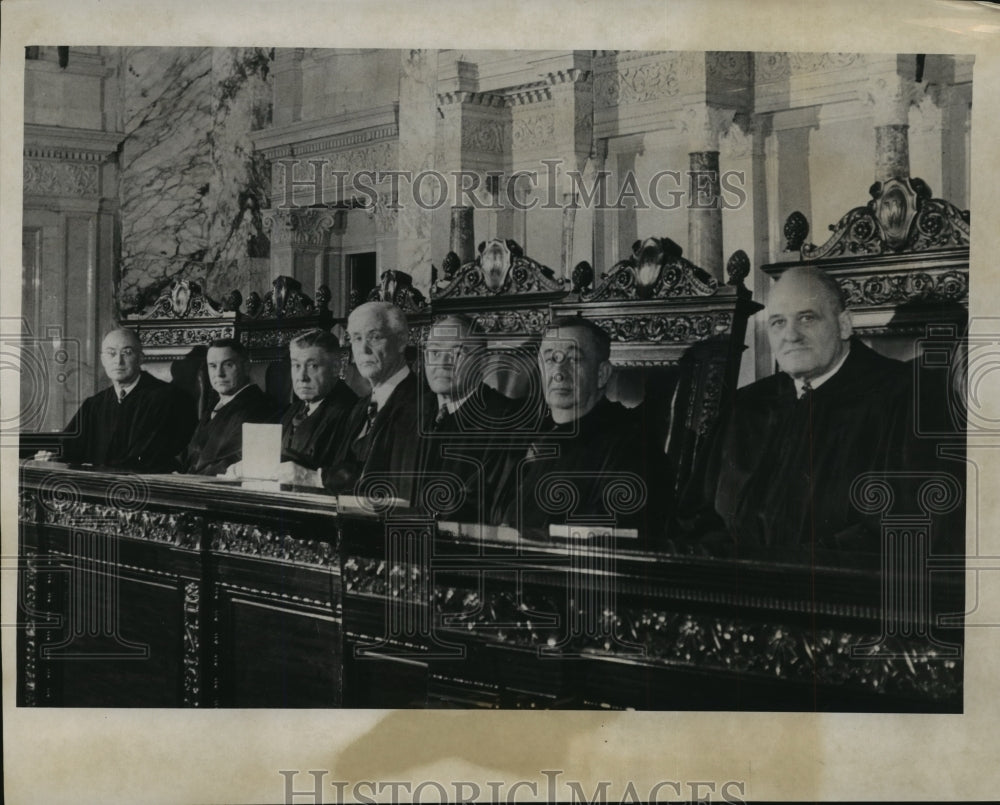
[{"x1": 425, "y1": 344, "x2": 476, "y2": 361}]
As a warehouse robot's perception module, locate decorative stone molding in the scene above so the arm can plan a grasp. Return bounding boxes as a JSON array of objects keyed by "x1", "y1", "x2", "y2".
[
  {"x1": 262, "y1": 207, "x2": 339, "y2": 247},
  {"x1": 436, "y1": 91, "x2": 506, "y2": 108},
  {"x1": 594, "y1": 57, "x2": 683, "y2": 108},
  {"x1": 511, "y1": 111, "x2": 556, "y2": 151},
  {"x1": 706, "y1": 51, "x2": 752, "y2": 83},
  {"x1": 253, "y1": 104, "x2": 399, "y2": 160},
  {"x1": 23, "y1": 160, "x2": 99, "y2": 197},
  {"x1": 461, "y1": 119, "x2": 505, "y2": 154},
  {"x1": 756, "y1": 52, "x2": 864, "y2": 83}
]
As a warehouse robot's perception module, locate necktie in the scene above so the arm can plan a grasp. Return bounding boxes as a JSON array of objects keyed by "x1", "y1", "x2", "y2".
[
  {"x1": 434, "y1": 405, "x2": 451, "y2": 431},
  {"x1": 118, "y1": 389, "x2": 127, "y2": 404},
  {"x1": 799, "y1": 380, "x2": 813, "y2": 401},
  {"x1": 356, "y1": 401, "x2": 378, "y2": 440},
  {"x1": 292, "y1": 403, "x2": 310, "y2": 430}
]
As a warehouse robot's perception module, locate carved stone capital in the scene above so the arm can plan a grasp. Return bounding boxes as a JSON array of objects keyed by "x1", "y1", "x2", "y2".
[
  {"x1": 684, "y1": 105, "x2": 738, "y2": 152},
  {"x1": 866, "y1": 71, "x2": 922, "y2": 126},
  {"x1": 262, "y1": 207, "x2": 339, "y2": 247}
]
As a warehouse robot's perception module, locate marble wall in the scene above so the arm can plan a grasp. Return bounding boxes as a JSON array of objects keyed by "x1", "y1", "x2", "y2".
[{"x1": 117, "y1": 47, "x2": 273, "y2": 313}]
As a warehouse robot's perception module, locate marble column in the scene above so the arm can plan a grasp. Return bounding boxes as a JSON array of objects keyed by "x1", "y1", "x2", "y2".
[
  {"x1": 449, "y1": 206, "x2": 475, "y2": 264},
  {"x1": 561, "y1": 201, "x2": 577, "y2": 277},
  {"x1": 867, "y1": 55, "x2": 919, "y2": 182},
  {"x1": 687, "y1": 151, "x2": 723, "y2": 280},
  {"x1": 876, "y1": 125, "x2": 910, "y2": 182},
  {"x1": 684, "y1": 104, "x2": 735, "y2": 282}
]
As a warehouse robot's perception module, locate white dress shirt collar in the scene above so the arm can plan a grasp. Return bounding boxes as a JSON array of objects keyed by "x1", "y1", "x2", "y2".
[
  {"x1": 215, "y1": 382, "x2": 253, "y2": 411},
  {"x1": 792, "y1": 343, "x2": 851, "y2": 397},
  {"x1": 370, "y1": 365, "x2": 410, "y2": 412},
  {"x1": 114, "y1": 375, "x2": 141, "y2": 398}
]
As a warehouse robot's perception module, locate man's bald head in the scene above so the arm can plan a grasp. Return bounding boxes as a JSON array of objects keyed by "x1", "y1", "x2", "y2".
[{"x1": 765, "y1": 266, "x2": 852, "y2": 381}]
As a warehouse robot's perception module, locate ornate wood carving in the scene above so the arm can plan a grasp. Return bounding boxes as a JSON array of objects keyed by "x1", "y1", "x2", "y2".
[
  {"x1": 583, "y1": 238, "x2": 718, "y2": 302},
  {"x1": 208, "y1": 520, "x2": 336, "y2": 567},
  {"x1": 135, "y1": 279, "x2": 226, "y2": 320},
  {"x1": 243, "y1": 275, "x2": 320, "y2": 319},
  {"x1": 182, "y1": 582, "x2": 201, "y2": 706},
  {"x1": 126, "y1": 279, "x2": 237, "y2": 360},
  {"x1": 39, "y1": 497, "x2": 204, "y2": 549},
  {"x1": 589, "y1": 312, "x2": 733, "y2": 344},
  {"x1": 366, "y1": 269, "x2": 428, "y2": 313},
  {"x1": 433, "y1": 239, "x2": 566, "y2": 299},
  {"x1": 790, "y1": 178, "x2": 970, "y2": 261},
  {"x1": 20, "y1": 552, "x2": 39, "y2": 706}
]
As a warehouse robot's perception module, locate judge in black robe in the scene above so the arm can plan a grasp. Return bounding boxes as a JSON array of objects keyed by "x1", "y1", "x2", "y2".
[
  {"x1": 496, "y1": 317, "x2": 667, "y2": 542},
  {"x1": 321, "y1": 369, "x2": 428, "y2": 503},
  {"x1": 181, "y1": 340, "x2": 279, "y2": 475},
  {"x1": 683, "y1": 266, "x2": 955, "y2": 556},
  {"x1": 416, "y1": 315, "x2": 526, "y2": 523},
  {"x1": 279, "y1": 380, "x2": 359, "y2": 469},
  {"x1": 278, "y1": 304, "x2": 427, "y2": 506},
  {"x1": 47, "y1": 327, "x2": 196, "y2": 472},
  {"x1": 696, "y1": 337, "x2": 916, "y2": 554}
]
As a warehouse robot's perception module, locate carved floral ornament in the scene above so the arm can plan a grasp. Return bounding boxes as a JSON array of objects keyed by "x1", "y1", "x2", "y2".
[
  {"x1": 784, "y1": 177, "x2": 970, "y2": 260},
  {"x1": 133, "y1": 279, "x2": 227, "y2": 320},
  {"x1": 581, "y1": 237, "x2": 721, "y2": 302},
  {"x1": 23, "y1": 159, "x2": 99, "y2": 198},
  {"x1": 338, "y1": 555, "x2": 959, "y2": 700},
  {"x1": 262, "y1": 207, "x2": 339, "y2": 247},
  {"x1": 432, "y1": 238, "x2": 567, "y2": 299}
]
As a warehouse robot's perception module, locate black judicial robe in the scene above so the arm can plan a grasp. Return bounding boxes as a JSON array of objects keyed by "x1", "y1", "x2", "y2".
[
  {"x1": 280, "y1": 380, "x2": 359, "y2": 470},
  {"x1": 181, "y1": 384, "x2": 278, "y2": 476},
  {"x1": 497, "y1": 396, "x2": 666, "y2": 539},
  {"x1": 694, "y1": 339, "x2": 934, "y2": 554},
  {"x1": 60, "y1": 371, "x2": 196, "y2": 472},
  {"x1": 321, "y1": 371, "x2": 430, "y2": 504},
  {"x1": 415, "y1": 382, "x2": 522, "y2": 523}
]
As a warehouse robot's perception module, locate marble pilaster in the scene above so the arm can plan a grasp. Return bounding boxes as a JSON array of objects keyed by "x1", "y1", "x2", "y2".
[{"x1": 396, "y1": 49, "x2": 440, "y2": 293}]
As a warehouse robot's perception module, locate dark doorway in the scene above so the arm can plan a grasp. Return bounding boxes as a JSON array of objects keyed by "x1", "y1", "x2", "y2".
[{"x1": 347, "y1": 252, "x2": 377, "y2": 308}]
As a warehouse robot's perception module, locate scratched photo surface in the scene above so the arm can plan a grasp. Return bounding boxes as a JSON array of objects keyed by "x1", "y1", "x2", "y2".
[{"x1": 2, "y1": 1, "x2": 999, "y2": 803}]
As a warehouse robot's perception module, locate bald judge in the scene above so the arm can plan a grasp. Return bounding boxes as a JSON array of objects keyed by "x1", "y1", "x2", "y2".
[
  {"x1": 691, "y1": 265, "x2": 923, "y2": 553},
  {"x1": 36, "y1": 327, "x2": 196, "y2": 472}
]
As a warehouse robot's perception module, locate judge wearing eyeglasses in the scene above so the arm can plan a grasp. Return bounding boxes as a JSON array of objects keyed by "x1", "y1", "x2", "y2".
[{"x1": 34, "y1": 327, "x2": 196, "y2": 472}]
